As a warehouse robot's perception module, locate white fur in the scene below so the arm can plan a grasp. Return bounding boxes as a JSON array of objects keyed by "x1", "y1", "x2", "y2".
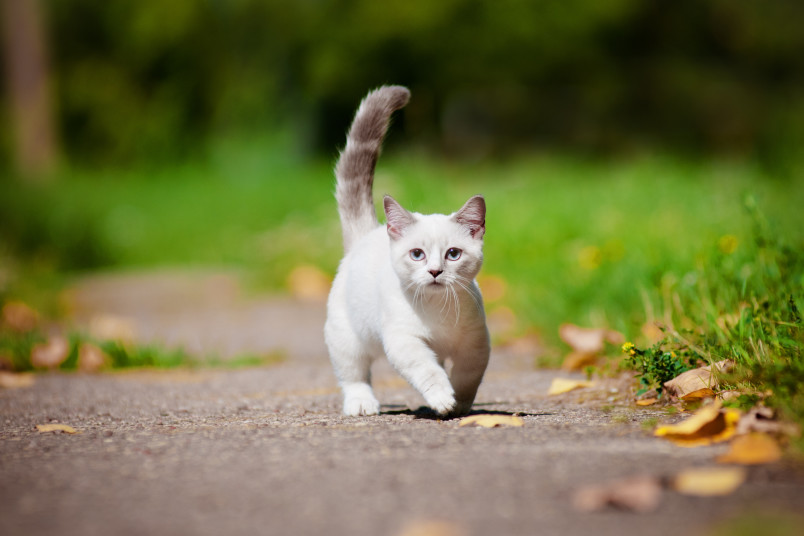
[{"x1": 325, "y1": 206, "x2": 490, "y2": 417}]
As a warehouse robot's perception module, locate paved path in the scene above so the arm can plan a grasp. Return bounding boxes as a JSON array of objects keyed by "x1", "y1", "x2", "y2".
[{"x1": 2, "y1": 271, "x2": 803, "y2": 536}]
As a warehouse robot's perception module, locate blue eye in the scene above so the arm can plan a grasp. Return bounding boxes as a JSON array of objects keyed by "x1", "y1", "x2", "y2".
[
  {"x1": 446, "y1": 248, "x2": 462, "y2": 261},
  {"x1": 409, "y1": 249, "x2": 426, "y2": 261}
]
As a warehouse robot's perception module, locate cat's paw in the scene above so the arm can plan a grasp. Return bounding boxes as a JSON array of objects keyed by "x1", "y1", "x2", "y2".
[
  {"x1": 424, "y1": 386, "x2": 457, "y2": 416},
  {"x1": 343, "y1": 395, "x2": 381, "y2": 416}
]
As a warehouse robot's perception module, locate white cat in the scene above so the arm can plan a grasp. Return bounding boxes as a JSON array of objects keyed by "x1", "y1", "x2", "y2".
[{"x1": 325, "y1": 86, "x2": 490, "y2": 417}]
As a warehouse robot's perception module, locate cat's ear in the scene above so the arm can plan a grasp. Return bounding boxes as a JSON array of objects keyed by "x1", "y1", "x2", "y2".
[
  {"x1": 384, "y1": 195, "x2": 416, "y2": 240},
  {"x1": 454, "y1": 195, "x2": 486, "y2": 239}
]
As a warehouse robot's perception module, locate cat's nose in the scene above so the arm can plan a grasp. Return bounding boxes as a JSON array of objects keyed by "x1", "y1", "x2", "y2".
[{"x1": 428, "y1": 269, "x2": 443, "y2": 279}]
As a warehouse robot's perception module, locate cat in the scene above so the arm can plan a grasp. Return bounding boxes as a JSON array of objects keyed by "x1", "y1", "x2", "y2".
[{"x1": 324, "y1": 85, "x2": 490, "y2": 417}]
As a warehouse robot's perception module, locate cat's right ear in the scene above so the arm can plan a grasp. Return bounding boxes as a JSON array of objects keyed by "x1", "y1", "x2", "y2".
[{"x1": 384, "y1": 195, "x2": 415, "y2": 240}]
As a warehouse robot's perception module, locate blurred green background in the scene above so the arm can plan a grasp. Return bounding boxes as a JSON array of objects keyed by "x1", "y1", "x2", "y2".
[{"x1": 1, "y1": 0, "x2": 802, "y2": 353}]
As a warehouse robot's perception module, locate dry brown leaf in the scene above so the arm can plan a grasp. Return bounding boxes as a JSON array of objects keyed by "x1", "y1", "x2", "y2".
[
  {"x1": 31, "y1": 336, "x2": 70, "y2": 368},
  {"x1": 559, "y1": 324, "x2": 624, "y2": 354},
  {"x1": 287, "y1": 265, "x2": 331, "y2": 302},
  {"x1": 548, "y1": 378, "x2": 593, "y2": 395},
  {"x1": 0, "y1": 371, "x2": 35, "y2": 388},
  {"x1": 36, "y1": 423, "x2": 80, "y2": 434},
  {"x1": 78, "y1": 342, "x2": 107, "y2": 372},
  {"x1": 2, "y1": 301, "x2": 40, "y2": 332},
  {"x1": 458, "y1": 414, "x2": 524, "y2": 428},
  {"x1": 572, "y1": 475, "x2": 662, "y2": 513},
  {"x1": 663, "y1": 360, "x2": 734, "y2": 400},
  {"x1": 396, "y1": 520, "x2": 467, "y2": 536},
  {"x1": 654, "y1": 401, "x2": 740, "y2": 447},
  {"x1": 717, "y1": 433, "x2": 783, "y2": 465},
  {"x1": 673, "y1": 466, "x2": 746, "y2": 496},
  {"x1": 560, "y1": 351, "x2": 599, "y2": 371},
  {"x1": 735, "y1": 406, "x2": 801, "y2": 437},
  {"x1": 89, "y1": 314, "x2": 137, "y2": 344}
]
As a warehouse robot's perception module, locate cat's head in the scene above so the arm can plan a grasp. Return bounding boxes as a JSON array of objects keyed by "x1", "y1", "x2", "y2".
[{"x1": 384, "y1": 195, "x2": 485, "y2": 296}]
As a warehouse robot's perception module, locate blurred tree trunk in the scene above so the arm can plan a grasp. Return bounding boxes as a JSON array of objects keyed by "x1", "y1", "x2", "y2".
[{"x1": 1, "y1": 0, "x2": 58, "y2": 180}]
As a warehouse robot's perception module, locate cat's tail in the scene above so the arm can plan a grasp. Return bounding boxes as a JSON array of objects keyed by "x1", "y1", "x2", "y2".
[{"x1": 335, "y1": 85, "x2": 410, "y2": 252}]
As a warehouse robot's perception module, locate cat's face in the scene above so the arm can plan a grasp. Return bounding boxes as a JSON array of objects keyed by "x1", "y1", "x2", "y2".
[{"x1": 384, "y1": 195, "x2": 485, "y2": 298}]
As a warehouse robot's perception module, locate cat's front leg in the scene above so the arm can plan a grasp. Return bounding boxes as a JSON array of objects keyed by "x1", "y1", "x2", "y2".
[
  {"x1": 383, "y1": 333, "x2": 456, "y2": 415},
  {"x1": 449, "y1": 334, "x2": 491, "y2": 416}
]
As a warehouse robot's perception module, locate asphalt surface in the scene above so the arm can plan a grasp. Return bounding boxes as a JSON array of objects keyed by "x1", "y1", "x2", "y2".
[{"x1": 2, "y1": 271, "x2": 803, "y2": 536}]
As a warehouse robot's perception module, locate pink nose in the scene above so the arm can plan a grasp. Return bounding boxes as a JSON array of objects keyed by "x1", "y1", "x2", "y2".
[{"x1": 428, "y1": 270, "x2": 443, "y2": 279}]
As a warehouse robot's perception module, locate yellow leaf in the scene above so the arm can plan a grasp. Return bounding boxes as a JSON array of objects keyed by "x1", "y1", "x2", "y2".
[
  {"x1": 548, "y1": 378, "x2": 593, "y2": 395},
  {"x1": 636, "y1": 398, "x2": 658, "y2": 406},
  {"x1": 717, "y1": 433, "x2": 782, "y2": 465},
  {"x1": 0, "y1": 371, "x2": 35, "y2": 388},
  {"x1": 397, "y1": 520, "x2": 466, "y2": 536},
  {"x1": 458, "y1": 414, "x2": 524, "y2": 428},
  {"x1": 681, "y1": 388, "x2": 716, "y2": 400},
  {"x1": 36, "y1": 424, "x2": 80, "y2": 434},
  {"x1": 654, "y1": 401, "x2": 740, "y2": 447},
  {"x1": 663, "y1": 360, "x2": 733, "y2": 399},
  {"x1": 673, "y1": 466, "x2": 746, "y2": 496}
]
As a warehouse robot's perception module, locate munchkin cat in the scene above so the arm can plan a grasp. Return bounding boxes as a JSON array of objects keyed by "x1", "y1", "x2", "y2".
[{"x1": 325, "y1": 86, "x2": 490, "y2": 417}]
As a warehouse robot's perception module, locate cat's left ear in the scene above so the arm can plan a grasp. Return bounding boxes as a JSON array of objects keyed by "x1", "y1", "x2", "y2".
[
  {"x1": 454, "y1": 195, "x2": 486, "y2": 239},
  {"x1": 384, "y1": 195, "x2": 416, "y2": 240}
]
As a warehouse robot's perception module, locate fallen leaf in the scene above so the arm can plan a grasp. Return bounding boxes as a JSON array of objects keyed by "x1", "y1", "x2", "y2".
[
  {"x1": 287, "y1": 265, "x2": 331, "y2": 302},
  {"x1": 548, "y1": 378, "x2": 593, "y2": 395},
  {"x1": 654, "y1": 401, "x2": 740, "y2": 447},
  {"x1": 396, "y1": 520, "x2": 467, "y2": 536},
  {"x1": 673, "y1": 466, "x2": 746, "y2": 496},
  {"x1": 36, "y1": 423, "x2": 80, "y2": 434},
  {"x1": 561, "y1": 351, "x2": 599, "y2": 371},
  {"x1": 31, "y1": 336, "x2": 70, "y2": 368},
  {"x1": 459, "y1": 414, "x2": 524, "y2": 428},
  {"x1": 663, "y1": 360, "x2": 734, "y2": 400},
  {"x1": 559, "y1": 324, "x2": 624, "y2": 354},
  {"x1": 572, "y1": 475, "x2": 662, "y2": 513},
  {"x1": 78, "y1": 342, "x2": 107, "y2": 372},
  {"x1": 735, "y1": 405, "x2": 801, "y2": 437},
  {"x1": 636, "y1": 398, "x2": 658, "y2": 406},
  {"x1": 1, "y1": 301, "x2": 39, "y2": 332},
  {"x1": 717, "y1": 433, "x2": 783, "y2": 465},
  {"x1": 0, "y1": 371, "x2": 35, "y2": 388}
]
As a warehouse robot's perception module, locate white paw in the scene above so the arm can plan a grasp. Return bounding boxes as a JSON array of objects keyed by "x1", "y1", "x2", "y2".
[
  {"x1": 424, "y1": 385, "x2": 456, "y2": 416},
  {"x1": 343, "y1": 394, "x2": 381, "y2": 416}
]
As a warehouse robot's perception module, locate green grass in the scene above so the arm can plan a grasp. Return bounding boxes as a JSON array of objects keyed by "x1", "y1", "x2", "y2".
[{"x1": 1, "y1": 139, "x2": 802, "y2": 382}]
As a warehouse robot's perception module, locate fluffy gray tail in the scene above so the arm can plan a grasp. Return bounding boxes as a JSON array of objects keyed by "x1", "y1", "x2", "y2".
[{"x1": 335, "y1": 85, "x2": 410, "y2": 252}]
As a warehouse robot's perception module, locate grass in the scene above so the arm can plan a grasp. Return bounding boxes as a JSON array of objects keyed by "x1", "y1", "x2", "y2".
[{"x1": 1, "y1": 138, "x2": 802, "y2": 394}]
